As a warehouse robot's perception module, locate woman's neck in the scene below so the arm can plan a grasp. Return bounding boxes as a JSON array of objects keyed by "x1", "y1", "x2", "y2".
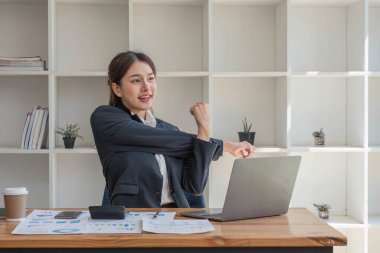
[
  {"x1": 119, "y1": 101, "x2": 147, "y2": 120},
  {"x1": 133, "y1": 110, "x2": 146, "y2": 120}
]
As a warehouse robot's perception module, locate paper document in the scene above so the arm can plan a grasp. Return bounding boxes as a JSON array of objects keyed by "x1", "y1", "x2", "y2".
[
  {"x1": 12, "y1": 210, "x2": 177, "y2": 235},
  {"x1": 12, "y1": 210, "x2": 88, "y2": 235},
  {"x1": 87, "y1": 219, "x2": 142, "y2": 234},
  {"x1": 126, "y1": 212, "x2": 176, "y2": 220},
  {"x1": 143, "y1": 218, "x2": 215, "y2": 234}
]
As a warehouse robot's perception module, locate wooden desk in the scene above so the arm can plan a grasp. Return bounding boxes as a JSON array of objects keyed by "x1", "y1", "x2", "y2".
[{"x1": 0, "y1": 208, "x2": 346, "y2": 253}]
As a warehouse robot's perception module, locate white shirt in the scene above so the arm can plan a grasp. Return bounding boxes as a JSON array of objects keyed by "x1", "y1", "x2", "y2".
[{"x1": 132, "y1": 110, "x2": 174, "y2": 205}]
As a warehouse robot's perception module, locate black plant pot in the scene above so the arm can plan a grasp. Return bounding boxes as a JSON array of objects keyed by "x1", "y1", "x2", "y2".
[
  {"x1": 238, "y1": 132, "x2": 256, "y2": 145},
  {"x1": 63, "y1": 137, "x2": 76, "y2": 149}
]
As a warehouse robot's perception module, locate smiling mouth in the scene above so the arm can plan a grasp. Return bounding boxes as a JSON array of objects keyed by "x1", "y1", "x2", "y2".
[{"x1": 138, "y1": 94, "x2": 153, "y2": 103}]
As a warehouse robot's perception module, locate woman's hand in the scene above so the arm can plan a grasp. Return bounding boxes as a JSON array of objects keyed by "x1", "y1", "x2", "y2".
[
  {"x1": 190, "y1": 103, "x2": 211, "y2": 142},
  {"x1": 223, "y1": 140, "x2": 255, "y2": 158}
]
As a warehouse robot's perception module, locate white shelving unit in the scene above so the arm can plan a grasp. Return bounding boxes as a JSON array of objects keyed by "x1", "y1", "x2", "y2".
[
  {"x1": 334, "y1": 227, "x2": 365, "y2": 253},
  {"x1": 369, "y1": 228, "x2": 380, "y2": 253},
  {"x1": 0, "y1": 0, "x2": 379, "y2": 252}
]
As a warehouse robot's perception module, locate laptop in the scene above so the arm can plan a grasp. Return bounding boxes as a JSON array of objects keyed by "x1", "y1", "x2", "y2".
[{"x1": 181, "y1": 156, "x2": 301, "y2": 221}]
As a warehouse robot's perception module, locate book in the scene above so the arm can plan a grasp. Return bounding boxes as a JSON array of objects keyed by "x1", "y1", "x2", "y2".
[
  {"x1": 31, "y1": 109, "x2": 45, "y2": 149},
  {"x1": 37, "y1": 108, "x2": 49, "y2": 149},
  {"x1": 28, "y1": 108, "x2": 41, "y2": 149},
  {"x1": 0, "y1": 56, "x2": 41, "y2": 61},
  {"x1": 20, "y1": 113, "x2": 32, "y2": 149},
  {"x1": 0, "y1": 66, "x2": 44, "y2": 71},
  {"x1": 24, "y1": 106, "x2": 39, "y2": 149}
]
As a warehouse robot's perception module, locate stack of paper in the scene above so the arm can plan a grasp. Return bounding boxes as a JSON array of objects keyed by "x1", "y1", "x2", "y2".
[{"x1": 0, "y1": 56, "x2": 46, "y2": 71}]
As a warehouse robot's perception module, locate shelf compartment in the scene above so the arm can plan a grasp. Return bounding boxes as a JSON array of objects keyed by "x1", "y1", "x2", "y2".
[
  {"x1": 153, "y1": 77, "x2": 207, "y2": 135},
  {"x1": 213, "y1": 77, "x2": 287, "y2": 147},
  {"x1": 54, "y1": 71, "x2": 107, "y2": 77},
  {"x1": 289, "y1": 152, "x2": 365, "y2": 225},
  {"x1": 133, "y1": 1, "x2": 207, "y2": 71},
  {"x1": 54, "y1": 147, "x2": 97, "y2": 154},
  {"x1": 368, "y1": 146, "x2": 380, "y2": 152},
  {"x1": 0, "y1": 76, "x2": 48, "y2": 148},
  {"x1": 334, "y1": 228, "x2": 365, "y2": 253},
  {"x1": 213, "y1": 0, "x2": 287, "y2": 72},
  {"x1": 0, "y1": 154, "x2": 49, "y2": 208},
  {"x1": 369, "y1": 228, "x2": 380, "y2": 253},
  {"x1": 369, "y1": 153, "x2": 380, "y2": 221},
  {"x1": 213, "y1": 72, "x2": 288, "y2": 77},
  {"x1": 369, "y1": 1, "x2": 380, "y2": 71},
  {"x1": 369, "y1": 78, "x2": 380, "y2": 146},
  {"x1": 253, "y1": 146, "x2": 287, "y2": 153},
  {"x1": 55, "y1": 77, "x2": 108, "y2": 148},
  {"x1": 157, "y1": 72, "x2": 209, "y2": 77},
  {"x1": 290, "y1": 77, "x2": 365, "y2": 147},
  {"x1": 0, "y1": 1, "x2": 48, "y2": 68},
  {"x1": 290, "y1": 72, "x2": 365, "y2": 77},
  {"x1": 55, "y1": 1, "x2": 129, "y2": 71},
  {"x1": 369, "y1": 216, "x2": 380, "y2": 227},
  {"x1": 0, "y1": 148, "x2": 49, "y2": 154},
  {"x1": 328, "y1": 216, "x2": 364, "y2": 228},
  {"x1": 55, "y1": 71, "x2": 209, "y2": 78},
  {"x1": 0, "y1": 71, "x2": 49, "y2": 76},
  {"x1": 55, "y1": 0, "x2": 129, "y2": 4},
  {"x1": 290, "y1": 0, "x2": 365, "y2": 72},
  {"x1": 55, "y1": 154, "x2": 104, "y2": 208},
  {"x1": 289, "y1": 146, "x2": 364, "y2": 153}
]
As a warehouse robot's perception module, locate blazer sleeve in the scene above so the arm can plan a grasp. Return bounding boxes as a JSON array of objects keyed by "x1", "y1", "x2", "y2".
[
  {"x1": 181, "y1": 138, "x2": 219, "y2": 195},
  {"x1": 90, "y1": 105, "x2": 222, "y2": 159}
]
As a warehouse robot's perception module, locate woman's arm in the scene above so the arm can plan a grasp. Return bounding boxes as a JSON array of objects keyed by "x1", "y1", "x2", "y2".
[
  {"x1": 90, "y1": 105, "x2": 221, "y2": 159},
  {"x1": 189, "y1": 103, "x2": 255, "y2": 159},
  {"x1": 181, "y1": 103, "x2": 254, "y2": 194}
]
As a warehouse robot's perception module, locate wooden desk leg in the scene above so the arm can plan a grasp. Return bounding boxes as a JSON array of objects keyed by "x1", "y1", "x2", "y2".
[{"x1": 0, "y1": 247, "x2": 333, "y2": 253}]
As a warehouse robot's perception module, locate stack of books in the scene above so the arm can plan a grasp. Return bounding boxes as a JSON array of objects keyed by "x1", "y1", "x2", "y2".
[
  {"x1": 20, "y1": 106, "x2": 49, "y2": 150},
  {"x1": 0, "y1": 56, "x2": 46, "y2": 71}
]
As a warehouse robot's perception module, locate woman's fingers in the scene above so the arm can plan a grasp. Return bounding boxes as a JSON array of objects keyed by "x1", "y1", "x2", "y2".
[{"x1": 234, "y1": 141, "x2": 255, "y2": 158}]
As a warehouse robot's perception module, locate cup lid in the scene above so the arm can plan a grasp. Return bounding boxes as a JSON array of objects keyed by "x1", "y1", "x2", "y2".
[{"x1": 3, "y1": 187, "x2": 29, "y2": 195}]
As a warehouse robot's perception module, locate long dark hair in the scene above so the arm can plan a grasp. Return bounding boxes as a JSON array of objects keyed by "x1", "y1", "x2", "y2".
[{"x1": 107, "y1": 51, "x2": 157, "y2": 106}]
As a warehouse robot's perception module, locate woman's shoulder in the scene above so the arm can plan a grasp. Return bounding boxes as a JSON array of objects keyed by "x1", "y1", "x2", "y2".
[
  {"x1": 93, "y1": 105, "x2": 122, "y2": 113},
  {"x1": 91, "y1": 105, "x2": 132, "y2": 124}
]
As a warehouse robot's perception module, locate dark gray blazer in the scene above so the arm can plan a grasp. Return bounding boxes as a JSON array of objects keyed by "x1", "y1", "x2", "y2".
[{"x1": 90, "y1": 104, "x2": 223, "y2": 208}]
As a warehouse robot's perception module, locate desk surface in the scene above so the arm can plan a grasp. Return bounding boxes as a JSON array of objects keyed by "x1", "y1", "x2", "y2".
[{"x1": 0, "y1": 208, "x2": 346, "y2": 249}]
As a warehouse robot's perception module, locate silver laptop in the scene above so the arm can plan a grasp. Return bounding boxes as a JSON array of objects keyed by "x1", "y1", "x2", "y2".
[{"x1": 181, "y1": 156, "x2": 301, "y2": 221}]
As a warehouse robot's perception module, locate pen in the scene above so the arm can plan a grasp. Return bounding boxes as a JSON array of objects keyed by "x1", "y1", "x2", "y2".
[{"x1": 152, "y1": 211, "x2": 160, "y2": 219}]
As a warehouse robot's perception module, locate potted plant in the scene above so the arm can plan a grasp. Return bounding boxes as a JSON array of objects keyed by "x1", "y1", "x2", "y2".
[
  {"x1": 312, "y1": 128, "x2": 325, "y2": 146},
  {"x1": 313, "y1": 203, "x2": 331, "y2": 219},
  {"x1": 238, "y1": 117, "x2": 255, "y2": 145},
  {"x1": 56, "y1": 123, "x2": 83, "y2": 149}
]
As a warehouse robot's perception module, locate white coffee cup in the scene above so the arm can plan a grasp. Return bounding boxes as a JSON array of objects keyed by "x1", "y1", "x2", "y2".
[{"x1": 3, "y1": 187, "x2": 28, "y2": 221}]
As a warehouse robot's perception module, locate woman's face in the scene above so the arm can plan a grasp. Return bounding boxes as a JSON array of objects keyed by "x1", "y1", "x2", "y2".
[{"x1": 113, "y1": 60, "x2": 157, "y2": 117}]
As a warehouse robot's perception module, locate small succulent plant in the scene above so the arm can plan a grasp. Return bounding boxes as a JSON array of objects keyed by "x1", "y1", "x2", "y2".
[
  {"x1": 313, "y1": 203, "x2": 331, "y2": 212},
  {"x1": 312, "y1": 128, "x2": 325, "y2": 138},
  {"x1": 242, "y1": 117, "x2": 253, "y2": 133}
]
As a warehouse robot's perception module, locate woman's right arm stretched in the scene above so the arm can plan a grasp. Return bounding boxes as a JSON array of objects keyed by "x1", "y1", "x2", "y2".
[{"x1": 90, "y1": 105, "x2": 221, "y2": 159}]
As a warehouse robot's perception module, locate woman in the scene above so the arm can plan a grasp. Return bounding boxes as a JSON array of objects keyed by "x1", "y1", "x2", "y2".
[{"x1": 91, "y1": 51, "x2": 255, "y2": 208}]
